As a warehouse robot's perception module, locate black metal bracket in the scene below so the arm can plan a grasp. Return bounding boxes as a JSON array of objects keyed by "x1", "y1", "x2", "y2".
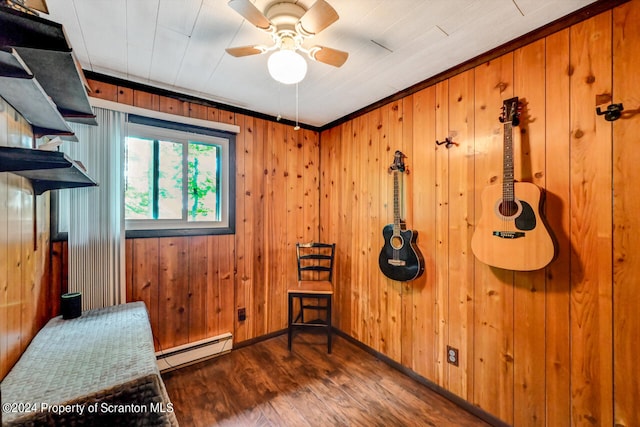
[
  {"x1": 596, "y1": 103, "x2": 624, "y2": 121},
  {"x1": 435, "y1": 137, "x2": 458, "y2": 149}
]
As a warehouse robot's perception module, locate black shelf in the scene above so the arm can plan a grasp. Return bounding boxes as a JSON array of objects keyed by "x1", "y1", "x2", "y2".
[
  {"x1": 0, "y1": 47, "x2": 75, "y2": 137},
  {"x1": 0, "y1": 146, "x2": 97, "y2": 195},
  {"x1": 0, "y1": 6, "x2": 97, "y2": 194},
  {"x1": 0, "y1": 6, "x2": 97, "y2": 125}
]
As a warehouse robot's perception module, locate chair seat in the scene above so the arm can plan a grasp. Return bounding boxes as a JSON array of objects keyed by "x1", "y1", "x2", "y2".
[{"x1": 288, "y1": 280, "x2": 333, "y2": 294}]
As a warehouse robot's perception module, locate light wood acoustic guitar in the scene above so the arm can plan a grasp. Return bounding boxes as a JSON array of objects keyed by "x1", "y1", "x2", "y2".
[
  {"x1": 378, "y1": 150, "x2": 425, "y2": 281},
  {"x1": 471, "y1": 97, "x2": 555, "y2": 271}
]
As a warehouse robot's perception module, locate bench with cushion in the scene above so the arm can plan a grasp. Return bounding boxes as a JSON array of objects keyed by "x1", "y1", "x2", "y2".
[{"x1": 1, "y1": 302, "x2": 178, "y2": 426}]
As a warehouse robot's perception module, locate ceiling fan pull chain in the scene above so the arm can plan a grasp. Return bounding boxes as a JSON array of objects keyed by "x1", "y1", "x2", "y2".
[
  {"x1": 295, "y1": 82, "x2": 300, "y2": 131},
  {"x1": 277, "y1": 83, "x2": 282, "y2": 122}
]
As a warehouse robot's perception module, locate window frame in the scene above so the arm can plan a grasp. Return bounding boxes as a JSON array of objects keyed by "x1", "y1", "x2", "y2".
[{"x1": 124, "y1": 114, "x2": 236, "y2": 238}]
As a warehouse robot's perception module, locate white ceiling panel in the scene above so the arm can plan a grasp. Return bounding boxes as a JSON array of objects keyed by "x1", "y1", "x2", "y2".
[
  {"x1": 514, "y1": 0, "x2": 594, "y2": 17},
  {"x1": 126, "y1": 1, "x2": 159, "y2": 50},
  {"x1": 72, "y1": 0, "x2": 128, "y2": 72},
  {"x1": 148, "y1": 25, "x2": 190, "y2": 84},
  {"x1": 126, "y1": 44, "x2": 154, "y2": 81},
  {"x1": 438, "y1": 0, "x2": 514, "y2": 36},
  {"x1": 157, "y1": 0, "x2": 203, "y2": 35},
  {"x1": 41, "y1": 0, "x2": 599, "y2": 127}
]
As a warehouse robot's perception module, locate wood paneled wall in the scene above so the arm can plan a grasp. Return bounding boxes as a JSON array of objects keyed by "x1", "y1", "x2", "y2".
[
  {"x1": 0, "y1": 99, "x2": 53, "y2": 380},
  {"x1": 38, "y1": 1, "x2": 638, "y2": 425},
  {"x1": 320, "y1": 2, "x2": 639, "y2": 426},
  {"x1": 612, "y1": 2, "x2": 640, "y2": 425},
  {"x1": 84, "y1": 79, "x2": 320, "y2": 351}
]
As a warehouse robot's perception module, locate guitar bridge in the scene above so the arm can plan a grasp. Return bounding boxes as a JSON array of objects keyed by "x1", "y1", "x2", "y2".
[
  {"x1": 388, "y1": 259, "x2": 406, "y2": 266},
  {"x1": 493, "y1": 231, "x2": 525, "y2": 239}
]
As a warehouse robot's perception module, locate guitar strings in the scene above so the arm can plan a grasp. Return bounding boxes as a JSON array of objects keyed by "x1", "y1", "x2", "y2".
[{"x1": 503, "y1": 121, "x2": 514, "y2": 232}]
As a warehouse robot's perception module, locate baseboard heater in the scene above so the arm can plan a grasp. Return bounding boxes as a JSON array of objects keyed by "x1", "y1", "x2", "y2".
[{"x1": 155, "y1": 332, "x2": 233, "y2": 372}]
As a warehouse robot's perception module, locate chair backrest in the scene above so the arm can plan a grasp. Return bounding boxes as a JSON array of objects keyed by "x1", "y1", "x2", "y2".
[{"x1": 296, "y1": 242, "x2": 336, "y2": 283}]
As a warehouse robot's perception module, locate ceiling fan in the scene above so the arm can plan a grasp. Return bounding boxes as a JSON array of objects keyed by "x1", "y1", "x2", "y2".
[{"x1": 225, "y1": 0, "x2": 348, "y2": 84}]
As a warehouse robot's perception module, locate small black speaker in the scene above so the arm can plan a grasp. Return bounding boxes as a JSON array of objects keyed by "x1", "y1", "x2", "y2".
[{"x1": 61, "y1": 292, "x2": 82, "y2": 319}]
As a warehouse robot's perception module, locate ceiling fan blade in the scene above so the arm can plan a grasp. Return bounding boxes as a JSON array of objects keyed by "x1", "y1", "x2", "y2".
[
  {"x1": 228, "y1": 0, "x2": 272, "y2": 31},
  {"x1": 297, "y1": 0, "x2": 339, "y2": 36},
  {"x1": 225, "y1": 45, "x2": 267, "y2": 57},
  {"x1": 309, "y1": 46, "x2": 348, "y2": 67}
]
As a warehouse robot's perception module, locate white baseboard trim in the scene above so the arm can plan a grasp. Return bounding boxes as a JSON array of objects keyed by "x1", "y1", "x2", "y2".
[{"x1": 155, "y1": 332, "x2": 233, "y2": 372}]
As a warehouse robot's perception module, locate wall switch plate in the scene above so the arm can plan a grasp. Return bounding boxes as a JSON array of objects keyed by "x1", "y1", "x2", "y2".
[
  {"x1": 447, "y1": 345, "x2": 459, "y2": 366},
  {"x1": 238, "y1": 307, "x2": 246, "y2": 321}
]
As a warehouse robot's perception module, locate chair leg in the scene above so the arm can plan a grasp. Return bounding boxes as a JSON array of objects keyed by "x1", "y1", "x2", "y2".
[
  {"x1": 299, "y1": 296, "x2": 304, "y2": 323},
  {"x1": 327, "y1": 295, "x2": 332, "y2": 354},
  {"x1": 288, "y1": 294, "x2": 293, "y2": 351}
]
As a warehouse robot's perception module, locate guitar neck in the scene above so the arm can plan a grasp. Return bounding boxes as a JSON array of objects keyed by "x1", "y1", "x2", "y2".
[
  {"x1": 393, "y1": 170, "x2": 401, "y2": 233},
  {"x1": 502, "y1": 122, "x2": 514, "y2": 202}
]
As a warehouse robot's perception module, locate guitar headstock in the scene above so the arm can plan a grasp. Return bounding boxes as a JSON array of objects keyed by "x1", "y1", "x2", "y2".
[
  {"x1": 499, "y1": 97, "x2": 521, "y2": 126},
  {"x1": 389, "y1": 150, "x2": 406, "y2": 174}
]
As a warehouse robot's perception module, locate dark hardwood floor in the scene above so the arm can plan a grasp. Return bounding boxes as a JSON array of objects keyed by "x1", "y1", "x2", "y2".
[{"x1": 162, "y1": 333, "x2": 490, "y2": 427}]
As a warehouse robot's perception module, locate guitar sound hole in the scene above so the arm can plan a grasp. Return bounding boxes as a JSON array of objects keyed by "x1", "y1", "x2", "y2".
[
  {"x1": 494, "y1": 198, "x2": 523, "y2": 220},
  {"x1": 499, "y1": 200, "x2": 519, "y2": 217},
  {"x1": 391, "y1": 235, "x2": 404, "y2": 250}
]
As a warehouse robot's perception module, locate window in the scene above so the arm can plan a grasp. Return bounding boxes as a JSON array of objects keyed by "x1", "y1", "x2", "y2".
[
  {"x1": 124, "y1": 115, "x2": 235, "y2": 237},
  {"x1": 51, "y1": 105, "x2": 236, "y2": 242}
]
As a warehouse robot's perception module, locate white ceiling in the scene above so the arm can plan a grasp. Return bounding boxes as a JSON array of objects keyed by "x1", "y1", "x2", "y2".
[{"x1": 44, "y1": 0, "x2": 597, "y2": 127}]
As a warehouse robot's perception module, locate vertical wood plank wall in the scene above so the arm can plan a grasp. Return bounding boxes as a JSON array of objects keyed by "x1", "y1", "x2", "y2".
[
  {"x1": 612, "y1": 2, "x2": 640, "y2": 427},
  {"x1": 27, "y1": 1, "x2": 638, "y2": 425},
  {"x1": 0, "y1": 99, "x2": 53, "y2": 379},
  {"x1": 320, "y1": 3, "x2": 638, "y2": 426},
  {"x1": 78, "y1": 79, "x2": 320, "y2": 352}
]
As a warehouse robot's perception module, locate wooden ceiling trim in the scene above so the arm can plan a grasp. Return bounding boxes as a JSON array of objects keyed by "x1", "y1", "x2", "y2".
[{"x1": 83, "y1": 70, "x2": 322, "y2": 132}]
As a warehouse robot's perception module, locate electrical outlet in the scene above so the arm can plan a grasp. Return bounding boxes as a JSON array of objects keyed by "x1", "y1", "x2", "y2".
[
  {"x1": 238, "y1": 307, "x2": 246, "y2": 321},
  {"x1": 447, "y1": 345, "x2": 459, "y2": 366}
]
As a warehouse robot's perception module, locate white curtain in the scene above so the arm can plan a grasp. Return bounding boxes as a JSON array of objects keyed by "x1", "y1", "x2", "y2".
[{"x1": 65, "y1": 107, "x2": 126, "y2": 310}]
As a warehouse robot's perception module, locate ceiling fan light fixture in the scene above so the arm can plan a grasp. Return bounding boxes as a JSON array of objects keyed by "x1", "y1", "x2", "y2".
[{"x1": 268, "y1": 49, "x2": 308, "y2": 84}]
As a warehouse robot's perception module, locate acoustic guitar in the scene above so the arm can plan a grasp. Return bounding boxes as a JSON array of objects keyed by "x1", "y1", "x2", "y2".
[
  {"x1": 378, "y1": 151, "x2": 425, "y2": 281},
  {"x1": 471, "y1": 97, "x2": 555, "y2": 271}
]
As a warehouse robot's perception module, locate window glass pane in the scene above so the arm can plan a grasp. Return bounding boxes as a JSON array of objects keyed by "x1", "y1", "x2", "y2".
[
  {"x1": 124, "y1": 136, "x2": 154, "y2": 219},
  {"x1": 188, "y1": 142, "x2": 220, "y2": 221},
  {"x1": 122, "y1": 118, "x2": 234, "y2": 236},
  {"x1": 157, "y1": 140, "x2": 183, "y2": 219}
]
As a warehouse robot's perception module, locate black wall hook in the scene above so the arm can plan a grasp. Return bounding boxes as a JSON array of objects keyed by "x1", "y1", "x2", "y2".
[
  {"x1": 435, "y1": 137, "x2": 458, "y2": 149},
  {"x1": 596, "y1": 103, "x2": 624, "y2": 121}
]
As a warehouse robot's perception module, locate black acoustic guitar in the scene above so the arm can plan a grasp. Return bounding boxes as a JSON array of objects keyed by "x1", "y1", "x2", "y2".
[{"x1": 378, "y1": 151, "x2": 425, "y2": 281}]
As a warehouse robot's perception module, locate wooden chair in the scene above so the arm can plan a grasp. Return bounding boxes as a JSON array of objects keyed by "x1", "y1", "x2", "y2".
[{"x1": 288, "y1": 242, "x2": 336, "y2": 353}]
